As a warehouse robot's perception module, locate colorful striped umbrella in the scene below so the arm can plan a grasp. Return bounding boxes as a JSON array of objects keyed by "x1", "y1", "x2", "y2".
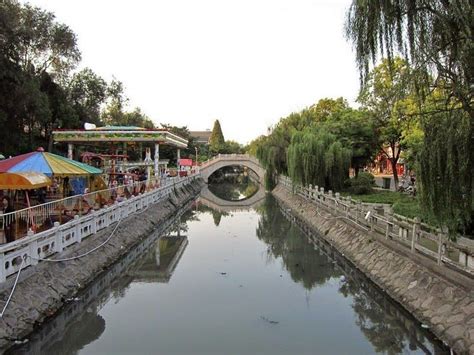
[{"x1": 0, "y1": 149, "x2": 102, "y2": 177}]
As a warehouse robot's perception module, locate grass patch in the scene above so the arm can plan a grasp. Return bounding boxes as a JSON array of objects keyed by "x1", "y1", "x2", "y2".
[
  {"x1": 392, "y1": 200, "x2": 422, "y2": 219},
  {"x1": 341, "y1": 190, "x2": 424, "y2": 220},
  {"x1": 341, "y1": 190, "x2": 411, "y2": 204}
]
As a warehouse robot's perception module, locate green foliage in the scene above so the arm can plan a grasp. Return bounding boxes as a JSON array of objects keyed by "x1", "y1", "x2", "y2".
[
  {"x1": 345, "y1": 0, "x2": 472, "y2": 118},
  {"x1": 346, "y1": 190, "x2": 424, "y2": 221},
  {"x1": 68, "y1": 68, "x2": 107, "y2": 125},
  {"x1": 254, "y1": 97, "x2": 378, "y2": 190},
  {"x1": 209, "y1": 119, "x2": 225, "y2": 154},
  {"x1": 419, "y1": 109, "x2": 473, "y2": 235},
  {"x1": 345, "y1": 172, "x2": 375, "y2": 195},
  {"x1": 287, "y1": 127, "x2": 351, "y2": 191},
  {"x1": 358, "y1": 58, "x2": 419, "y2": 188},
  {"x1": 0, "y1": 1, "x2": 157, "y2": 158},
  {"x1": 220, "y1": 140, "x2": 244, "y2": 154}
]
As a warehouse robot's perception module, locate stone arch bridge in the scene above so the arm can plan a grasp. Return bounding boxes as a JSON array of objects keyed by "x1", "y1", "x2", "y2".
[{"x1": 199, "y1": 154, "x2": 265, "y2": 185}]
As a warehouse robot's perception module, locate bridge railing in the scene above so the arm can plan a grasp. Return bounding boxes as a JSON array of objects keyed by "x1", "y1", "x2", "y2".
[
  {"x1": 279, "y1": 175, "x2": 474, "y2": 276},
  {"x1": 0, "y1": 173, "x2": 200, "y2": 283},
  {"x1": 199, "y1": 154, "x2": 261, "y2": 169}
]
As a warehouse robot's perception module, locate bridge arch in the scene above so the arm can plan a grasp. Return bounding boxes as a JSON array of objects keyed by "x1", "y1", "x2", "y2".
[
  {"x1": 199, "y1": 186, "x2": 266, "y2": 213},
  {"x1": 199, "y1": 154, "x2": 265, "y2": 185}
]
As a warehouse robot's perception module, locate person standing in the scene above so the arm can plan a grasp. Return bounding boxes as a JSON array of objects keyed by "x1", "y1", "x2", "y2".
[{"x1": 2, "y1": 196, "x2": 15, "y2": 243}]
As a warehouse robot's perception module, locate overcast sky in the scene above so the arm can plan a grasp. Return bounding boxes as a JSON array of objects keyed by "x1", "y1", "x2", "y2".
[{"x1": 25, "y1": 0, "x2": 360, "y2": 144}]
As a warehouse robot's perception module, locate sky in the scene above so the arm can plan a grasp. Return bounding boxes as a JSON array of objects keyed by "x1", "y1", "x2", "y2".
[{"x1": 25, "y1": 0, "x2": 360, "y2": 144}]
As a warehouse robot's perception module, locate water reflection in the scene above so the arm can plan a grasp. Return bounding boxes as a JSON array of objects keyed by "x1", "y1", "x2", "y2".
[
  {"x1": 7, "y1": 204, "x2": 194, "y2": 355},
  {"x1": 258, "y1": 195, "x2": 449, "y2": 354},
  {"x1": 256, "y1": 196, "x2": 343, "y2": 289},
  {"x1": 208, "y1": 173, "x2": 259, "y2": 201},
  {"x1": 9, "y1": 192, "x2": 449, "y2": 354}
]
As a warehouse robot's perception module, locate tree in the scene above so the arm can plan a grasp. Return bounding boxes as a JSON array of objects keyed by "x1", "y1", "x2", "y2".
[
  {"x1": 418, "y1": 91, "x2": 473, "y2": 235},
  {"x1": 2, "y1": 1, "x2": 81, "y2": 79},
  {"x1": 209, "y1": 119, "x2": 225, "y2": 154},
  {"x1": 345, "y1": 0, "x2": 474, "y2": 232},
  {"x1": 345, "y1": 0, "x2": 472, "y2": 119},
  {"x1": 0, "y1": 0, "x2": 81, "y2": 155},
  {"x1": 358, "y1": 58, "x2": 416, "y2": 189},
  {"x1": 326, "y1": 108, "x2": 378, "y2": 176},
  {"x1": 221, "y1": 140, "x2": 243, "y2": 154},
  {"x1": 287, "y1": 126, "x2": 352, "y2": 191},
  {"x1": 68, "y1": 68, "x2": 107, "y2": 126}
]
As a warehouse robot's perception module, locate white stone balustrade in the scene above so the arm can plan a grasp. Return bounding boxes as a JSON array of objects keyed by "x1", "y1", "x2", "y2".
[
  {"x1": 279, "y1": 175, "x2": 474, "y2": 276},
  {"x1": 0, "y1": 174, "x2": 199, "y2": 283}
]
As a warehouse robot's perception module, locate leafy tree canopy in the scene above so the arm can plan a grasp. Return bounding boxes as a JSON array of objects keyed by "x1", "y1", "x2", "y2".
[{"x1": 345, "y1": 0, "x2": 473, "y2": 118}]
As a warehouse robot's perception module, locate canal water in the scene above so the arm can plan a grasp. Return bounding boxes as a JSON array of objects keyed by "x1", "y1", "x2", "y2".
[{"x1": 10, "y1": 185, "x2": 449, "y2": 354}]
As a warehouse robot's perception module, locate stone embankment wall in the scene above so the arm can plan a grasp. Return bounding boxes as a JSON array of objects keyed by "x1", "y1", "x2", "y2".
[
  {"x1": 273, "y1": 184, "x2": 474, "y2": 354},
  {"x1": 0, "y1": 181, "x2": 203, "y2": 350}
]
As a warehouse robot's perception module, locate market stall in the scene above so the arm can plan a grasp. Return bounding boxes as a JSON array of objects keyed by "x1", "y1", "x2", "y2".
[{"x1": 0, "y1": 172, "x2": 51, "y2": 242}]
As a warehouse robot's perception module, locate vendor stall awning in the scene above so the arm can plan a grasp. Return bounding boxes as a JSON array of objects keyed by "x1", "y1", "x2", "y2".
[
  {"x1": 0, "y1": 172, "x2": 51, "y2": 190},
  {"x1": 179, "y1": 159, "x2": 193, "y2": 167}
]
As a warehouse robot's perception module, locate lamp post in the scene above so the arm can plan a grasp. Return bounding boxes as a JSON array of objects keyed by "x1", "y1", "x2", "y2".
[{"x1": 195, "y1": 147, "x2": 198, "y2": 166}]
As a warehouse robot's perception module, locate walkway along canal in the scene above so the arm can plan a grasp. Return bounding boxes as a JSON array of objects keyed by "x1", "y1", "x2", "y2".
[{"x1": 7, "y1": 184, "x2": 450, "y2": 354}]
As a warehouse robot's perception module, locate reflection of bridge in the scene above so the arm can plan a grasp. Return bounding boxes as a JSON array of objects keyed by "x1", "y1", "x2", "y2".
[
  {"x1": 199, "y1": 185, "x2": 266, "y2": 212},
  {"x1": 199, "y1": 154, "x2": 265, "y2": 185}
]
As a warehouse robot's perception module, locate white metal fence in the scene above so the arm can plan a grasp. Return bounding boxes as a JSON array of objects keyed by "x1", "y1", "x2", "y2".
[
  {"x1": 0, "y1": 174, "x2": 199, "y2": 282},
  {"x1": 279, "y1": 175, "x2": 474, "y2": 276}
]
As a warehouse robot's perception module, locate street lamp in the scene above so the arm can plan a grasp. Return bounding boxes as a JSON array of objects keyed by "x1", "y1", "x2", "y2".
[{"x1": 195, "y1": 147, "x2": 198, "y2": 166}]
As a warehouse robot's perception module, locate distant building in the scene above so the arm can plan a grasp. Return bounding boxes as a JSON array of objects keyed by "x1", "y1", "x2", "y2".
[{"x1": 189, "y1": 130, "x2": 212, "y2": 145}]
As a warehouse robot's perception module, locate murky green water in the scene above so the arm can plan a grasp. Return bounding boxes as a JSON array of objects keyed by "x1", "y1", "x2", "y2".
[{"x1": 10, "y1": 189, "x2": 449, "y2": 355}]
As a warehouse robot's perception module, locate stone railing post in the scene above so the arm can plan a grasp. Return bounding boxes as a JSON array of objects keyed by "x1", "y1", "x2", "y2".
[
  {"x1": 437, "y1": 232, "x2": 444, "y2": 265},
  {"x1": 411, "y1": 217, "x2": 420, "y2": 252},
  {"x1": 28, "y1": 229, "x2": 38, "y2": 266},
  {"x1": 54, "y1": 222, "x2": 63, "y2": 253},
  {"x1": 91, "y1": 211, "x2": 97, "y2": 234},
  {"x1": 0, "y1": 252, "x2": 5, "y2": 283}
]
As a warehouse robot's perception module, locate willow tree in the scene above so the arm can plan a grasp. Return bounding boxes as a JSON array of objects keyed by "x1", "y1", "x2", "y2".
[
  {"x1": 419, "y1": 97, "x2": 473, "y2": 235},
  {"x1": 256, "y1": 130, "x2": 288, "y2": 190},
  {"x1": 345, "y1": 0, "x2": 472, "y2": 116},
  {"x1": 346, "y1": 0, "x2": 474, "y2": 233},
  {"x1": 287, "y1": 127, "x2": 351, "y2": 191}
]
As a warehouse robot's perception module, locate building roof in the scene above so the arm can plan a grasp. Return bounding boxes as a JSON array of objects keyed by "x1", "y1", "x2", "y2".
[{"x1": 189, "y1": 130, "x2": 212, "y2": 144}]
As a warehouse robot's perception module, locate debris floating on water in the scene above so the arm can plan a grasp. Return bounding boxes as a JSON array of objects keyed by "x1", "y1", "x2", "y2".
[{"x1": 260, "y1": 316, "x2": 279, "y2": 325}]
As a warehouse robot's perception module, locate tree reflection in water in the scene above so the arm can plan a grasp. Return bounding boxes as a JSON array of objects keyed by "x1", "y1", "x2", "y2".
[
  {"x1": 256, "y1": 195, "x2": 341, "y2": 289},
  {"x1": 256, "y1": 195, "x2": 449, "y2": 355}
]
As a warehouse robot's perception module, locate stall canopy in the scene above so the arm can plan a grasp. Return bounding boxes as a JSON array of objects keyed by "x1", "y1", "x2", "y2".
[
  {"x1": 0, "y1": 172, "x2": 51, "y2": 190},
  {"x1": 0, "y1": 149, "x2": 102, "y2": 177},
  {"x1": 179, "y1": 159, "x2": 193, "y2": 167}
]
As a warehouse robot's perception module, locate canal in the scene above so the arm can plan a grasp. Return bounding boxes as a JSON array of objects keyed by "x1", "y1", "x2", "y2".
[{"x1": 10, "y1": 183, "x2": 449, "y2": 354}]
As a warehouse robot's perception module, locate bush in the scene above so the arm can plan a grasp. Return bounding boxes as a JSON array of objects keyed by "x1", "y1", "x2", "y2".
[{"x1": 346, "y1": 172, "x2": 375, "y2": 195}]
